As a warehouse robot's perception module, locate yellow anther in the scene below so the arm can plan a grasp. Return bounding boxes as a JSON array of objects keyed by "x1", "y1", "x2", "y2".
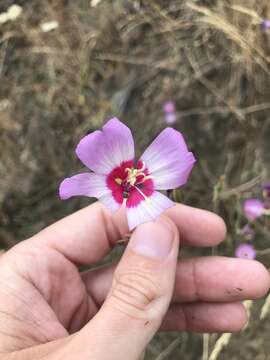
[
  {"x1": 123, "y1": 164, "x2": 154, "y2": 189},
  {"x1": 115, "y1": 178, "x2": 122, "y2": 185}
]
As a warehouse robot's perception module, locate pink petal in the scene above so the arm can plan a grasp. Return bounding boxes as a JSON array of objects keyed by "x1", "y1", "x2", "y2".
[
  {"x1": 76, "y1": 118, "x2": 135, "y2": 174},
  {"x1": 59, "y1": 173, "x2": 109, "y2": 200},
  {"x1": 126, "y1": 191, "x2": 175, "y2": 230},
  {"x1": 59, "y1": 172, "x2": 122, "y2": 213},
  {"x1": 140, "y1": 128, "x2": 196, "y2": 190},
  {"x1": 243, "y1": 199, "x2": 265, "y2": 221}
]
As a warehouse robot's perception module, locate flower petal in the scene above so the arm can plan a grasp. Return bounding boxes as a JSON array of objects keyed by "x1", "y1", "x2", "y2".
[
  {"x1": 59, "y1": 172, "x2": 122, "y2": 213},
  {"x1": 76, "y1": 118, "x2": 135, "y2": 174},
  {"x1": 126, "y1": 191, "x2": 175, "y2": 230},
  {"x1": 59, "y1": 173, "x2": 109, "y2": 200},
  {"x1": 140, "y1": 128, "x2": 196, "y2": 190}
]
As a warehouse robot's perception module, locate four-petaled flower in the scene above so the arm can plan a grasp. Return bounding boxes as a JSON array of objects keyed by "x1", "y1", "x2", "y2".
[
  {"x1": 59, "y1": 118, "x2": 196, "y2": 230},
  {"x1": 235, "y1": 243, "x2": 256, "y2": 260}
]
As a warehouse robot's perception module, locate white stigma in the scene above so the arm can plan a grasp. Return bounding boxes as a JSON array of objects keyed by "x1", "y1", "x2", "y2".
[{"x1": 134, "y1": 186, "x2": 152, "y2": 203}]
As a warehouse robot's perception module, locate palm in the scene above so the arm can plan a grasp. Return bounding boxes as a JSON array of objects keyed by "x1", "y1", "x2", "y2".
[
  {"x1": 29, "y1": 246, "x2": 97, "y2": 334},
  {"x1": 0, "y1": 243, "x2": 98, "y2": 352}
]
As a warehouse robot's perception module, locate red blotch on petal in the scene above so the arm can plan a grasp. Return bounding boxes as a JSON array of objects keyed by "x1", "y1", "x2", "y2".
[
  {"x1": 106, "y1": 160, "x2": 155, "y2": 207},
  {"x1": 126, "y1": 178, "x2": 154, "y2": 208},
  {"x1": 106, "y1": 160, "x2": 134, "y2": 205}
]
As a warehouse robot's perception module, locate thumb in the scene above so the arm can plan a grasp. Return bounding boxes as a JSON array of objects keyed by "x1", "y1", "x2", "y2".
[{"x1": 72, "y1": 217, "x2": 179, "y2": 360}]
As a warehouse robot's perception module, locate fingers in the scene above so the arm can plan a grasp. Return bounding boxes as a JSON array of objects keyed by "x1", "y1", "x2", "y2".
[
  {"x1": 71, "y1": 219, "x2": 180, "y2": 360},
  {"x1": 173, "y1": 256, "x2": 270, "y2": 302},
  {"x1": 82, "y1": 257, "x2": 270, "y2": 305},
  {"x1": 31, "y1": 203, "x2": 128, "y2": 265},
  {"x1": 161, "y1": 302, "x2": 247, "y2": 333},
  {"x1": 31, "y1": 202, "x2": 226, "y2": 265},
  {"x1": 165, "y1": 205, "x2": 226, "y2": 246}
]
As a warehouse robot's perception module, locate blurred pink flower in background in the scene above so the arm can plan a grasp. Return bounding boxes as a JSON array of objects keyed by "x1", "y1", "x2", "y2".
[
  {"x1": 235, "y1": 243, "x2": 256, "y2": 260},
  {"x1": 262, "y1": 183, "x2": 270, "y2": 198},
  {"x1": 240, "y1": 224, "x2": 255, "y2": 240},
  {"x1": 59, "y1": 118, "x2": 195, "y2": 230},
  {"x1": 163, "y1": 101, "x2": 175, "y2": 113},
  {"x1": 163, "y1": 100, "x2": 177, "y2": 125},
  {"x1": 261, "y1": 19, "x2": 270, "y2": 31},
  {"x1": 243, "y1": 198, "x2": 265, "y2": 221},
  {"x1": 262, "y1": 183, "x2": 270, "y2": 208}
]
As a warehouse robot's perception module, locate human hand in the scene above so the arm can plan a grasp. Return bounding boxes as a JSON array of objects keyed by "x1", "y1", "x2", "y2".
[{"x1": 0, "y1": 203, "x2": 269, "y2": 360}]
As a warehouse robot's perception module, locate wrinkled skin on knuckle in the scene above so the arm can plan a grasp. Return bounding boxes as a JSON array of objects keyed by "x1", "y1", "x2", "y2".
[{"x1": 108, "y1": 270, "x2": 162, "y2": 321}]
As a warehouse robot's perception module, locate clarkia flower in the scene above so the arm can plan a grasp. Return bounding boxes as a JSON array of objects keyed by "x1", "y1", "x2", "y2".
[
  {"x1": 163, "y1": 101, "x2": 175, "y2": 113},
  {"x1": 163, "y1": 101, "x2": 177, "y2": 125},
  {"x1": 243, "y1": 198, "x2": 265, "y2": 221},
  {"x1": 262, "y1": 183, "x2": 270, "y2": 199},
  {"x1": 262, "y1": 183, "x2": 270, "y2": 208},
  {"x1": 235, "y1": 243, "x2": 256, "y2": 260},
  {"x1": 164, "y1": 113, "x2": 177, "y2": 125},
  {"x1": 239, "y1": 224, "x2": 254, "y2": 240},
  {"x1": 261, "y1": 19, "x2": 270, "y2": 31},
  {"x1": 59, "y1": 118, "x2": 196, "y2": 230}
]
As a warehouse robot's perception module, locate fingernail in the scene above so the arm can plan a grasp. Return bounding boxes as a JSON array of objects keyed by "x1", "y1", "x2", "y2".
[{"x1": 130, "y1": 221, "x2": 174, "y2": 260}]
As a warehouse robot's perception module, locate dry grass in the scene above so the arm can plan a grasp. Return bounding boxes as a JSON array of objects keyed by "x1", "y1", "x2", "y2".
[{"x1": 0, "y1": 0, "x2": 270, "y2": 359}]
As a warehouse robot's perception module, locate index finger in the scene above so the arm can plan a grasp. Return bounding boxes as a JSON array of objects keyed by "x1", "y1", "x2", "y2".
[{"x1": 31, "y1": 202, "x2": 226, "y2": 265}]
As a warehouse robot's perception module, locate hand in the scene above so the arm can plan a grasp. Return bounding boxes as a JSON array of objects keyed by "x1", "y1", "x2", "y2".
[{"x1": 0, "y1": 203, "x2": 269, "y2": 360}]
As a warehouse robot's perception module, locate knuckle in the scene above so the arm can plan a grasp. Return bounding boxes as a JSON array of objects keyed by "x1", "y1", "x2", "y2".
[{"x1": 108, "y1": 270, "x2": 161, "y2": 319}]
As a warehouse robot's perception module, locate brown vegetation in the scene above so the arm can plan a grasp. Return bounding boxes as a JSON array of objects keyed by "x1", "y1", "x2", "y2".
[{"x1": 0, "y1": 1, "x2": 269, "y2": 358}]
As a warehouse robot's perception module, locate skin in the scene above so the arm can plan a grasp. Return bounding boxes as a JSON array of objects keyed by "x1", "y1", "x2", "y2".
[{"x1": 0, "y1": 203, "x2": 269, "y2": 360}]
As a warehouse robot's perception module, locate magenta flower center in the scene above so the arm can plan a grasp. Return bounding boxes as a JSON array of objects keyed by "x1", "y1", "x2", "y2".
[{"x1": 107, "y1": 160, "x2": 154, "y2": 207}]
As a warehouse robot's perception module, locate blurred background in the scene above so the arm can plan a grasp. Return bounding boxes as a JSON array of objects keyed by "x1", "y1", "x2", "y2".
[{"x1": 0, "y1": 0, "x2": 269, "y2": 359}]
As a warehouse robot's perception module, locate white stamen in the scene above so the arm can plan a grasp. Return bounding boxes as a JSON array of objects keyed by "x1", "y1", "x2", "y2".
[
  {"x1": 134, "y1": 186, "x2": 152, "y2": 203},
  {"x1": 138, "y1": 161, "x2": 146, "y2": 171},
  {"x1": 136, "y1": 175, "x2": 154, "y2": 185}
]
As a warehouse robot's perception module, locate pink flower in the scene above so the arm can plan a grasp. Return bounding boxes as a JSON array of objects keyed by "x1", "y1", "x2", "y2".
[
  {"x1": 59, "y1": 118, "x2": 196, "y2": 230},
  {"x1": 163, "y1": 101, "x2": 177, "y2": 125},
  {"x1": 235, "y1": 243, "x2": 256, "y2": 260},
  {"x1": 163, "y1": 101, "x2": 175, "y2": 113},
  {"x1": 262, "y1": 183, "x2": 270, "y2": 209},
  {"x1": 262, "y1": 183, "x2": 270, "y2": 198},
  {"x1": 261, "y1": 19, "x2": 270, "y2": 31},
  {"x1": 164, "y1": 112, "x2": 177, "y2": 125},
  {"x1": 239, "y1": 224, "x2": 255, "y2": 240},
  {"x1": 243, "y1": 198, "x2": 265, "y2": 221}
]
